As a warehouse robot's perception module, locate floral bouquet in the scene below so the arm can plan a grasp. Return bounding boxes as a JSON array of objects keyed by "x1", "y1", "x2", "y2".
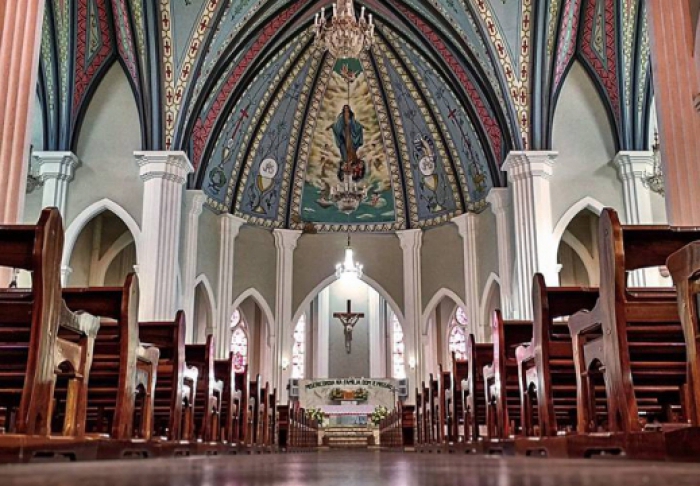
[
  {"x1": 306, "y1": 407, "x2": 326, "y2": 424},
  {"x1": 370, "y1": 405, "x2": 389, "y2": 426}
]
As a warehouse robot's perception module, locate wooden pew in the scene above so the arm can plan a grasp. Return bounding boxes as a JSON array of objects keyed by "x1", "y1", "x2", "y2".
[
  {"x1": 668, "y1": 241, "x2": 700, "y2": 426},
  {"x1": 62, "y1": 273, "x2": 159, "y2": 442},
  {"x1": 461, "y1": 336, "x2": 493, "y2": 444},
  {"x1": 214, "y1": 352, "x2": 236, "y2": 444},
  {"x1": 138, "y1": 311, "x2": 196, "y2": 443},
  {"x1": 439, "y1": 365, "x2": 451, "y2": 445},
  {"x1": 516, "y1": 274, "x2": 598, "y2": 438},
  {"x1": 0, "y1": 208, "x2": 100, "y2": 437},
  {"x1": 483, "y1": 311, "x2": 531, "y2": 443},
  {"x1": 568, "y1": 209, "x2": 700, "y2": 436},
  {"x1": 234, "y1": 366, "x2": 249, "y2": 444},
  {"x1": 185, "y1": 335, "x2": 223, "y2": 443}
]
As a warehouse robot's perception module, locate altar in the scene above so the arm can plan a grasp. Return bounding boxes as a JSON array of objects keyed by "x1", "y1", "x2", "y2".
[{"x1": 298, "y1": 378, "x2": 399, "y2": 424}]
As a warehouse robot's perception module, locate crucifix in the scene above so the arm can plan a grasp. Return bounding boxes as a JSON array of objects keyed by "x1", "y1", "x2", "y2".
[{"x1": 333, "y1": 299, "x2": 364, "y2": 354}]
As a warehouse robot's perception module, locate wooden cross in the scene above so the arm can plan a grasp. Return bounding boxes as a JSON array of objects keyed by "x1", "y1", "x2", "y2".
[{"x1": 333, "y1": 300, "x2": 364, "y2": 354}]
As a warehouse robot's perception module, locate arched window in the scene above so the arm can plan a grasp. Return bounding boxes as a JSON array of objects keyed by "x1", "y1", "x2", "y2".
[
  {"x1": 449, "y1": 308, "x2": 468, "y2": 360},
  {"x1": 392, "y1": 314, "x2": 406, "y2": 379},
  {"x1": 291, "y1": 314, "x2": 306, "y2": 379},
  {"x1": 230, "y1": 310, "x2": 248, "y2": 373}
]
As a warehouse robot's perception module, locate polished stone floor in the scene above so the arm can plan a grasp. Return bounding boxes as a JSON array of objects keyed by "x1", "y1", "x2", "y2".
[{"x1": 1, "y1": 451, "x2": 700, "y2": 486}]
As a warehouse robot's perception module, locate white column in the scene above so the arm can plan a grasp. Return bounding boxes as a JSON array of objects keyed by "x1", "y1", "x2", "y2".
[
  {"x1": 135, "y1": 151, "x2": 193, "y2": 321},
  {"x1": 452, "y1": 213, "x2": 482, "y2": 339},
  {"x1": 368, "y1": 286, "x2": 385, "y2": 378},
  {"x1": 397, "y1": 229, "x2": 422, "y2": 402},
  {"x1": 315, "y1": 286, "x2": 330, "y2": 378},
  {"x1": 274, "y1": 229, "x2": 302, "y2": 402},
  {"x1": 612, "y1": 152, "x2": 657, "y2": 287},
  {"x1": 32, "y1": 151, "x2": 81, "y2": 216},
  {"x1": 503, "y1": 151, "x2": 558, "y2": 320},
  {"x1": 216, "y1": 214, "x2": 245, "y2": 357},
  {"x1": 486, "y1": 188, "x2": 515, "y2": 319},
  {"x1": 181, "y1": 191, "x2": 207, "y2": 343}
]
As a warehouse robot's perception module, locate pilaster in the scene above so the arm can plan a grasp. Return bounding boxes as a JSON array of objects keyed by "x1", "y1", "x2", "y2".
[
  {"x1": 181, "y1": 191, "x2": 207, "y2": 343},
  {"x1": 397, "y1": 229, "x2": 422, "y2": 401},
  {"x1": 612, "y1": 152, "x2": 661, "y2": 287},
  {"x1": 32, "y1": 151, "x2": 81, "y2": 216},
  {"x1": 216, "y1": 214, "x2": 245, "y2": 357},
  {"x1": 452, "y1": 213, "x2": 482, "y2": 340},
  {"x1": 486, "y1": 188, "x2": 515, "y2": 319},
  {"x1": 503, "y1": 151, "x2": 559, "y2": 320},
  {"x1": 135, "y1": 151, "x2": 193, "y2": 321},
  {"x1": 274, "y1": 229, "x2": 302, "y2": 402}
]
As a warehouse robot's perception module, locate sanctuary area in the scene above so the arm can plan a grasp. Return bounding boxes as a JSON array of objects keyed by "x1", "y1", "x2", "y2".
[{"x1": 0, "y1": 0, "x2": 700, "y2": 483}]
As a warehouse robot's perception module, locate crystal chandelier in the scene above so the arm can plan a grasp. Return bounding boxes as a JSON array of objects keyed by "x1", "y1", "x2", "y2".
[
  {"x1": 336, "y1": 233, "x2": 363, "y2": 280},
  {"x1": 314, "y1": 0, "x2": 375, "y2": 59},
  {"x1": 643, "y1": 131, "x2": 665, "y2": 197}
]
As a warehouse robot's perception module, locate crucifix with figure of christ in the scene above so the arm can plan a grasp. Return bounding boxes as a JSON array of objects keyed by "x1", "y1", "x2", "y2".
[{"x1": 333, "y1": 300, "x2": 364, "y2": 354}]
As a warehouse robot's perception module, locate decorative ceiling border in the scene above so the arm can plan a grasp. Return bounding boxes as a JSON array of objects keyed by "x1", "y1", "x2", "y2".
[
  {"x1": 232, "y1": 46, "x2": 321, "y2": 228},
  {"x1": 375, "y1": 37, "x2": 460, "y2": 229}
]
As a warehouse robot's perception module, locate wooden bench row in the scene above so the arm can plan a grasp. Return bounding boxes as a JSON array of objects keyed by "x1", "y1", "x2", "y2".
[
  {"x1": 0, "y1": 209, "x2": 278, "y2": 462},
  {"x1": 411, "y1": 207, "x2": 700, "y2": 461}
]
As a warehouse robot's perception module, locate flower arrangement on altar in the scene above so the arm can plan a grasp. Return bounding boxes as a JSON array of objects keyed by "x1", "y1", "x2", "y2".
[
  {"x1": 370, "y1": 405, "x2": 388, "y2": 426},
  {"x1": 306, "y1": 407, "x2": 326, "y2": 424},
  {"x1": 329, "y1": 387, "x2": 369, "y2": 402}
]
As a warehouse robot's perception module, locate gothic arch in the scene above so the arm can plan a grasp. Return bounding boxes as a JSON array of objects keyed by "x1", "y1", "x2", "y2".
[
  {"x1": 479, "y1": 273, "x2": 502, "y2": 341},
  {"x1": 63, "y1": 198, "x2": 142, "y2": 269},
  {"x1": 93, "y1": 231, "x2": 136, "y2": 285},
  {"x1": 552, "y1": 196, "x2": 605, "y2": 246},
  {"x1": 421, "y1": 288, "x2": 467, "y2": 336},
  {"x1": 230, "y1": 288, "x2": 275, "y2": 344},
  {"x1": 561, "y1": 231, "x2": 598, "y2": 286},
  {"x1": 291, "y1": 274, "x2": 405, "y2": 333}
]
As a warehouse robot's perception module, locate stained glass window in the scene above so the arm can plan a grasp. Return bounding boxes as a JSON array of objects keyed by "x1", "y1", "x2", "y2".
[
  {"x1": 230, "y1": 310, "x2": 247, "y2": 373},
  {"x1": 292, "y1": 315, "x2": 306, "y2": 379},
  {"x1": 392, "y1": 314, "x2": 406, "y2": 379},
  {"x1": 456, "y1": 306, "x2": 468, "y2": 326},
  {"x1": 449, "y1": 310, "x2": 468, "y2": 360}
]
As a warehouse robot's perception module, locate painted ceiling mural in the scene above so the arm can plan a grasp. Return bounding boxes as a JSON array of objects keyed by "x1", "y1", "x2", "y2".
[{"x1": 36, "y1": 0, "x2": 654, "y2": 232}]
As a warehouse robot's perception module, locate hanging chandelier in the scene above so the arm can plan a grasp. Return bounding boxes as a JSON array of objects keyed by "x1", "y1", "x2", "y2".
[
  {"x1": 336, "y1": 233, "x2": 363, "y2": 280},
  {"x1": 314, "y1": 0, "x2": 375, "y2": 59},
  {"x1": 643, "y1": 131, "x2": 665, "y2": 197}
]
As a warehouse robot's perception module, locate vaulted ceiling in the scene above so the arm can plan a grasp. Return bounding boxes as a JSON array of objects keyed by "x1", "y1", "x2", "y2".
[{"x1": 36, "y1": 0, "x2": 654, "y2": 232}]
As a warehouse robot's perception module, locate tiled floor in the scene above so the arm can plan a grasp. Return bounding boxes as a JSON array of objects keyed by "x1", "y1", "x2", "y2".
[{"x1": 1, "y1": 451, "x2": 700, "y2": 486}]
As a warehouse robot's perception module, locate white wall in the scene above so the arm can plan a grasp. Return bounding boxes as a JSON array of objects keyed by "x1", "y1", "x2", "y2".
[
  {"x1": 551, "y1": 62, "x2": 622, "y2": 225},
  {"x1": 70, "y1": 64, "x2": 143, "y2": 228}
]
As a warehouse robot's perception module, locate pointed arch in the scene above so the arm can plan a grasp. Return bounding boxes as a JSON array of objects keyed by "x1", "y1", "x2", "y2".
[
  {"x1": 291, "y1": 274, "x2": 405, "y2": 332},
  {"x1": 552, "y1": 196, "x2": 605, "y2": 246},
  {"x1": 93, "y1": 230, "x2": 136, "y2": 285},
  {"x1": 421, "y1": 288, "x2": 467, "y2": 336},
  {"x1": 479, "y1": 273, "x2": 502, "y2": 340},
  {"x1": 230, "y1": 287, "x2": 276, "y2": 341},
  {"x1": 561, "y1": 231, "x2": 598, "y2": 286},
  {"x1": 194, "y1": 273, "x2": 218, "y2": 320},
  {"x1": 63, "y1": 198, "x2": 142, "y2": 268}
]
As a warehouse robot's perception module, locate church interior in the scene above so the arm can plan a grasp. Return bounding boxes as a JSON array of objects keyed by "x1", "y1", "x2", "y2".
[{"x1": 1, "y1": 0, "x2": 700, "y2": 483}]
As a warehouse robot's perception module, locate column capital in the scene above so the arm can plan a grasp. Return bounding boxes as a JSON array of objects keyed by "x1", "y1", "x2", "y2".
[
  {"x1": 135, "y1": 151, "x2": 193, "y2": 184},
  {"x1": 187, "y1": 190, "x2": 208, "y2": 218},
  {"x1": 503, "y1": 151, "x2": 558, "y2": 181},
  {"x1": 33, "y1": 151, "x2": 81, "y2": 182},
  {"x1": 451, "y1": 212, "x2": 479, "y2": 240},
  {"x1": 219, "y1": 213, "x2": 246, "y2": 240},
  {"x1": 273, "y1": 229, "x2": 302, "y2": 252},
  {"x1": 396, "y1": 228, "x2": 423, "y2": 252},
  {"x1": 486, "y1": 187, "x2": 511, "y2": 214},
  {"x1": 612, "y1": 151, "x2": 654, "y2": 182}
]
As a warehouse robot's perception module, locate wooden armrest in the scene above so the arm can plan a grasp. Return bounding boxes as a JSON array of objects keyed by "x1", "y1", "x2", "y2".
[
  {"x1": 515, "y1": 342, "x2": 534, "y2": 365},
  {"x1": 59, "y1": 300, "x2": 100, "y2": 337},
  {"x1": 567, "y1": 308, "x2": 601, "y2": 336}
]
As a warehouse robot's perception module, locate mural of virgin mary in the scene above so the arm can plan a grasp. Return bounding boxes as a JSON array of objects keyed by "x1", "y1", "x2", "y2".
[{"x1": 329, "y1": 105, "x2": 366, "y2": 181}]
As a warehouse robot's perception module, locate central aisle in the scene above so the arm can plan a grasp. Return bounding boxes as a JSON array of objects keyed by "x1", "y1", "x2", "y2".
[{"x1": 1, "y1": 451, "x2": 699, "y2": 485}]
